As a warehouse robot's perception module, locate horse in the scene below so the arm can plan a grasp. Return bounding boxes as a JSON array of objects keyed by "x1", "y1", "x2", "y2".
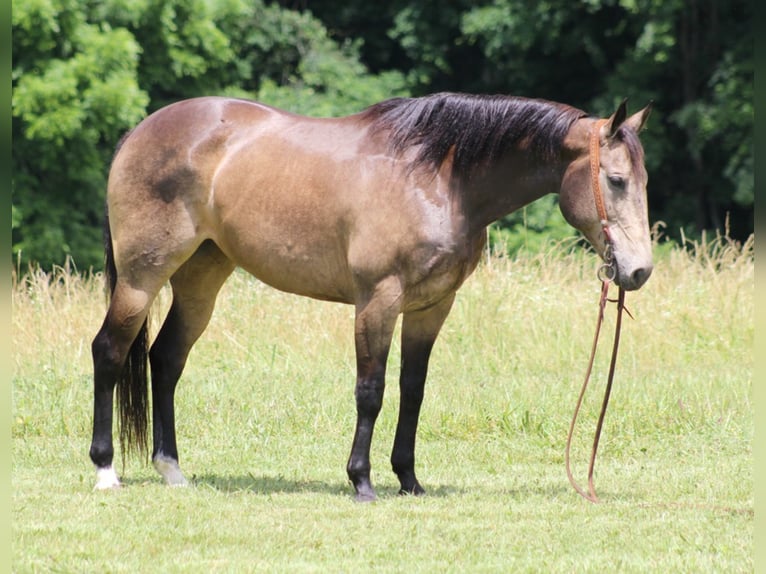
[{"x1": 89, "y1": 92, "x2": 653, "y2": 501}]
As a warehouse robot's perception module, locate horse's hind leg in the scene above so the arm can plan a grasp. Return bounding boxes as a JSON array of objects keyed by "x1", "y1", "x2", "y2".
[
  {"x1": 391, "y1": 294, "x2": 455, "y2": 496},
  {"x1": 91, "y1": 282, "x2": 157, "y2": 489},
  {"x1": 149, "y1": 240, "x2": 235, "y2": 485}
]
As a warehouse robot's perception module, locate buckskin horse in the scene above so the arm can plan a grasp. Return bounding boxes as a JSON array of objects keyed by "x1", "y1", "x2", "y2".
[{"x1": 90, "y1": 93, "x2": 652, "y2": 501}]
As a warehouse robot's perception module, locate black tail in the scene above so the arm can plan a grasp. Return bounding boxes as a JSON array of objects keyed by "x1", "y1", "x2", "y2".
[{"x1": 103, "y1": 208, "x2": 150, "y2": 460}]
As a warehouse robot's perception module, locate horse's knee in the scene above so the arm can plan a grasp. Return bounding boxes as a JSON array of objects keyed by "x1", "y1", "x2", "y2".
[{"x1": 355, "y1": 375, "x2": 385, "y2": 417}]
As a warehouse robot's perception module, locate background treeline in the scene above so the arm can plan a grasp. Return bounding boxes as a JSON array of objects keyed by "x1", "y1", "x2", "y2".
[{"x1": 12, "y1": 0, "x2": 752, "y2": 271}]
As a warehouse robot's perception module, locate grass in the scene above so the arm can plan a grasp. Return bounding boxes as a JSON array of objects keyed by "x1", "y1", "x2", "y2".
[{"x1": 12, "y1": 235, "x2": 753, "y2": 572}]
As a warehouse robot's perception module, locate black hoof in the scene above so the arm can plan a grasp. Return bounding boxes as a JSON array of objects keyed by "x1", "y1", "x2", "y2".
[
  {"x1": 398, "y1": 482, "x2": 425, "y2": 497},
  {"x1": 396, "y1": 470, "x2": 425, "y2": 496}
]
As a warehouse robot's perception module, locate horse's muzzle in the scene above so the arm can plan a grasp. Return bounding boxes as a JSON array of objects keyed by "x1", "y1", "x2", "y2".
[{"x1": 616, "y1": 264, "x2": 653, "y2": 291}]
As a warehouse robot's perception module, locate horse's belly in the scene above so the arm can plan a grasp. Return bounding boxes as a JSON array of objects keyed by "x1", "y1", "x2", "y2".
[{"x1": 215, "y1": 227, "x2": 355, "y2": 303}]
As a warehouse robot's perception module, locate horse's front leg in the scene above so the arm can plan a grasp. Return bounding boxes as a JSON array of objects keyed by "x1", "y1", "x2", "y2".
[
  {"x1": 347, "y1": 279, "x2": 401, "y2": 502},
  {"x1": 391, "y1": 294, "x2": 455, "y2": 496}
]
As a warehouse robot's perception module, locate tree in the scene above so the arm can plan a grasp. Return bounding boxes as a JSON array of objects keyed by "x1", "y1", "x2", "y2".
[
  {"x1": 641, "y1": 0, "x2": 753, "y2": 239},
  {"x1": 12, "y1": 0, "x2": 149, "y2": 269}
]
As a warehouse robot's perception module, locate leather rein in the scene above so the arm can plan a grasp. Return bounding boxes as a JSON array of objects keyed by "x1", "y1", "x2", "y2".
[{"x1": 564, "y1": 119, "x2": 629, "y2": 503}]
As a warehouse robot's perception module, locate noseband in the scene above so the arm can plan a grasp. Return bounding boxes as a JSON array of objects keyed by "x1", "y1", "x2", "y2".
[{"x1": 564, "y1": 119, "x2": 629, "y2": 503}]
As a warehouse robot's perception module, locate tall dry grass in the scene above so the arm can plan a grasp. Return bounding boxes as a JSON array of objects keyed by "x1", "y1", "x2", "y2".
[{"x1": 12, "y1": 233, "x2": 752, "y2": 459}]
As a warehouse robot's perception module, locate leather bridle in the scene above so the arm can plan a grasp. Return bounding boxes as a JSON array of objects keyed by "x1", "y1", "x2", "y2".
[{"x1": 564, "y1": 118, "x2": 629, "y2": 503}]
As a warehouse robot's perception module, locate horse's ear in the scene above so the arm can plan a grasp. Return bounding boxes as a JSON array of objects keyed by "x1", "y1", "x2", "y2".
[
  {"x1": 624, "y1": 101, "x2": 653, "y2": 133},
  {"x1": 600, "y1": 99, "x2": 652, "y2": 139},
  {"x1": 601, "y1": 98, "x2": 629, "y2": 139}
]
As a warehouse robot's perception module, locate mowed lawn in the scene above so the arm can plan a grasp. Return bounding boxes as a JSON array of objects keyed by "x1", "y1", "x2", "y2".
[{"x1": 12, "y1": 236, "x2": 753, "y2": 572}]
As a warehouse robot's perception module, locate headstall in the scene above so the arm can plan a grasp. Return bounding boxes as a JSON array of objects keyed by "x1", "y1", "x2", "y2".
[{"x1": 564, "y1": 118, "x2": 629, "y2": 503}]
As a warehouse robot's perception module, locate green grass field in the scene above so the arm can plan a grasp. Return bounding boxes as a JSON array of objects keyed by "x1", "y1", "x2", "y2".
[{"x1": 12, "y1": 235, "x2": 753, "y2": 572}]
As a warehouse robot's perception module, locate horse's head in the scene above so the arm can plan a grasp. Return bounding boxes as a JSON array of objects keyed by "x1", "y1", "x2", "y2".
[{"x1": 559, "y1": 100, "x2": 653, "y2": 291}]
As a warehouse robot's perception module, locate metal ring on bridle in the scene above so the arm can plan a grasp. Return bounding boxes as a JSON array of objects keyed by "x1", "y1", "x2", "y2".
[
  {"x1": 597, "y1": 239, "x2": 615, "y2": 283},
  {"x1": 597, "y1": 262, "x2": 616, "y2": 283}
]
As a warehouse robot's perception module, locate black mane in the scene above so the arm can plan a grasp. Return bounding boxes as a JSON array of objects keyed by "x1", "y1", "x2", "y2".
[{"x1": 362, "y1": 92, "x2": 587, "y2": 182}]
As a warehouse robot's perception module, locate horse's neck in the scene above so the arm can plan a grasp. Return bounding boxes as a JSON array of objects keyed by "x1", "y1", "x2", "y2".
[{"x1": 459, "y1": 154, "x2": 568, "y2": 234}]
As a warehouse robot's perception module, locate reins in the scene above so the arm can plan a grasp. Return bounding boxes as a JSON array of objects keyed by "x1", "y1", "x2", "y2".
[{"x1": 564, "y1": 119, "x2": 628, "y2": 503}]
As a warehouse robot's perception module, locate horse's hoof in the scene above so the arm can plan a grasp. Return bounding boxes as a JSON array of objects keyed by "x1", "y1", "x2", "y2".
[
  {"x1": 94, "y1": 466, "x2": 121, "y2": 490},
  {"x1": 353, "y1": 482, "x2": 377, "y2": 502},
  {"x1": 397, "y1": 474, "x2": 426, "y2": 497},
  {"x1": 355, "y1": 491, "x2": 377, "y2": 503},
  {"x1": 398, "y1": 486, "x2": 426, "y2": 497},
  {"x1": 153, "y1": 454, "x2": 188, "y2": 486}
]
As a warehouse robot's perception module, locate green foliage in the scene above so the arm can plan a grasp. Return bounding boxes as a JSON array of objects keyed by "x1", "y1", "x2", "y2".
[
  {"x1": 247, "y1": 5, "x2": 408, "y2": 116},
  {"x1": 460, "y1": 0, "x2": 636, "y2": 103},
  {"x1": 487, "y1": 195, "x2": 581, "y2": 257},
  {"x1": 130, "y1": 0, "x2": 234, "y2": 105},
  {"x1": 701, "y1": 49, "x2": 753, "y2": 208},
  {"x1": 388, "y1": 2, "x2": 474, "y2": 90},
  {"x1": 587, "y1": 0, "x2": 753, "y2": 239},
  {"x1": 12, "y1": 0, "x2": 149, "y2": 269}
]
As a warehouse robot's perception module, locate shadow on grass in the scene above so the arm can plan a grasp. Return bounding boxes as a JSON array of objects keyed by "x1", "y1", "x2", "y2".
[
  {"x1": 192, "y1": 473, "x2": 348, "y2": 496},
  {"x1": 184, "y1": 473, "x2": 604, "y2": 502},
  {"x1": 116, "y1": 468, "x2": 634, "y2": 502},
  {"x1": 107, "y1": 474, "x2": 756, "y2": 514},
  {"x1": 188, "y1": 473, "x2": 469, "y2": 499}
]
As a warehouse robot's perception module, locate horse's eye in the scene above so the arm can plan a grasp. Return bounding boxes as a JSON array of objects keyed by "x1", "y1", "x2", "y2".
[{"x1": 607, "y1": 175, "x2": 626, "y2": 190}]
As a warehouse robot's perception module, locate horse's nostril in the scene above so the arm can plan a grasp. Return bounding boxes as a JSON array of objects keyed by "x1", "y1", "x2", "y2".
[{"x1": 630, "y1": 266, "x2": 653, "y2": 288}]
